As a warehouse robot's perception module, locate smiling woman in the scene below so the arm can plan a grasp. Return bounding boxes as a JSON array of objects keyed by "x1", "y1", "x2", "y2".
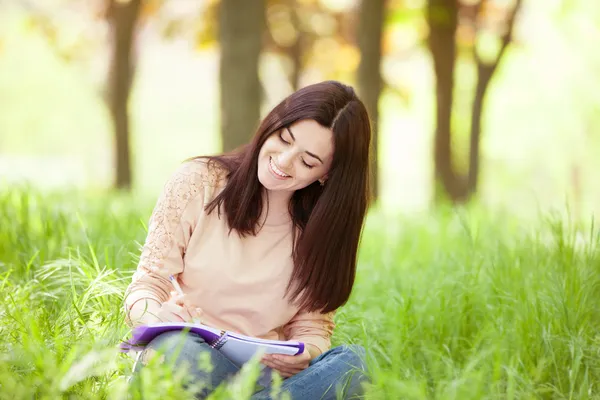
[
  {"x1": 258, "y1": 120, "x2": 334, "y2": 191},
  {"x1": 123, "y1": 80, "x2": 372, "y2": 399}
]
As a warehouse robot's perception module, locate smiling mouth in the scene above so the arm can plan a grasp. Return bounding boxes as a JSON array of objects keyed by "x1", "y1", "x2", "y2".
[{"x1": 269, "y1": 157, "x2": 291, "y2": 179}]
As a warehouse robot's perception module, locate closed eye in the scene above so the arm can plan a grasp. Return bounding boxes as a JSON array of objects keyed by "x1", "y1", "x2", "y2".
[
  {"x1": 278, "y1": 132, "x2": 290, "y2": 145},
  {"x1": 301, "y1": 158, "x2": 315, "y2": 169}
]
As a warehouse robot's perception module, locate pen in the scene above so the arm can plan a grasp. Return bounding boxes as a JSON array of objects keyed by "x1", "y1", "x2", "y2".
[
  {"x1": 169, "y1": 275, "x2": 201, "y2": 324},
  {"x1": 169, "y1": 274, "x2": 185, "y2": 296}
]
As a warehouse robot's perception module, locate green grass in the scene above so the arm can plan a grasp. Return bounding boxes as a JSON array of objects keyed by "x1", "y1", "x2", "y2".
[{"x1": 1, "y1": 186, "x2": 600, "y2": 399}]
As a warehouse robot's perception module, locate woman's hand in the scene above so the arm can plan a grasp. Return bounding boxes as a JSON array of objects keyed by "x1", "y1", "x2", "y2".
[
  {"x1": 261, "y1": 348, "x2": 313, "y2": 378},
  {"x1": 127, "y1": 298, "x2": 162, "y2": 327},
  {"x1": 157, "y1": 291, "x2": 204, "y2": 323}
]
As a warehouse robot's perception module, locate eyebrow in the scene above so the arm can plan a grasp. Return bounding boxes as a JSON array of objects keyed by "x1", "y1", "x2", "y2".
[{"x1": 286, "y1": 126, "x2": 324, "y2": 164}]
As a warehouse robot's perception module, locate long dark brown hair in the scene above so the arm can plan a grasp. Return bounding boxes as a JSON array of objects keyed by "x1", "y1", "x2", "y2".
[{"x1": 198, "y1": 80, "x2": 371, "y2": 314}]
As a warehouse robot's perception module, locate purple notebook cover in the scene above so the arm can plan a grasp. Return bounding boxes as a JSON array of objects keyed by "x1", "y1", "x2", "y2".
[
  {"x1": 120, "y1": 324, "x2": 220, "y2": 352},
  {"x1": 120, "y1": 324, "x2": 304, "y2": 355}
]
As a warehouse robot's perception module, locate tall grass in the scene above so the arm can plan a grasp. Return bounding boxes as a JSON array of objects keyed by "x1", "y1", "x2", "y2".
[{"x1": 0, "y1": 186, "x2": 599, "y2": 399}]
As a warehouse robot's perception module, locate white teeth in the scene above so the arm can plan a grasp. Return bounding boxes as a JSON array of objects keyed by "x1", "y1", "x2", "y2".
[{"x1": 270, "y1": 158, "x2": 290, "y2": 178}]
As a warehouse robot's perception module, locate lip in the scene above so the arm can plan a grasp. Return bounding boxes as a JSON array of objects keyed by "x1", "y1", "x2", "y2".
[{"x1": 269, "y1": 157, "x2": 291, "y2": 180}]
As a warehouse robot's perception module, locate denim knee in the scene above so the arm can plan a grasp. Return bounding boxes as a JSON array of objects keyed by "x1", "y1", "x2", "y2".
[
  {"x1": 331, "y1": 344, "x2": 367, "y2": 370},
  {"x1": 139, "y1": 331, "x2": 205, "y2": 367},
  {"x1": 153, "y1": 331, "x2": 203, "y2": 349}
]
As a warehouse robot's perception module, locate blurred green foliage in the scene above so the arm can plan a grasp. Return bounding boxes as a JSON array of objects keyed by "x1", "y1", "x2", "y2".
[{"x1": 1, "y1": 0, "x2": 599, "y2": 217}]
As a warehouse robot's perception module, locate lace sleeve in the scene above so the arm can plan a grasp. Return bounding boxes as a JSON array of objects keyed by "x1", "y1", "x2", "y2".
[
  {"x1": 283, "y1": 310, "x2": 336, "y2": 355},
  {"x1": 123, "y1": 160, "x2": 219, "y2": 314}
]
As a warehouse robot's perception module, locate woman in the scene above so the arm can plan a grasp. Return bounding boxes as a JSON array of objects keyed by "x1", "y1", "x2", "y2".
[{"x1": 124, "y1": 80, "x2": 371, "y2": 399}]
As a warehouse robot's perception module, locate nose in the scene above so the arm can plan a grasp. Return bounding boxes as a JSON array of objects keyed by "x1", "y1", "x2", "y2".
[{"x1": 277, "y1": 149, "x2": 294, "y2": 169}]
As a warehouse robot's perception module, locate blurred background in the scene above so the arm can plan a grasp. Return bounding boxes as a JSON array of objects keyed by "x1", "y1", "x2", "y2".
[{"x1": 1, "y1": 0, "x2": 599, "y2": 219}]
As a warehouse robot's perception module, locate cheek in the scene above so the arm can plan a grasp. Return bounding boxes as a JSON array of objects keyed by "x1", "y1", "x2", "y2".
[
  {"x1": 259, "y1": 141, "x2": 276, "y2": 160},
  {"x1": 295, "y1": 168, "x2": 322, "y2": 183},
  {"x1": 262, "y1": 141, "x2": 279, "y2": 157},
  {"x1": 259, "y1": 142, "x2": 270, "y2": 155}
]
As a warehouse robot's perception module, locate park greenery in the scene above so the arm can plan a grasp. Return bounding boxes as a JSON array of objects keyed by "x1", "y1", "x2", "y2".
[{"x1": 1, "y1": 0, "x2": 600, "y2": 398}]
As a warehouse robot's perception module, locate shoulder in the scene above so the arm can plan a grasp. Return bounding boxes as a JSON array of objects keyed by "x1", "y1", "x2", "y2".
[{"x1": 166, "y1": 157, "x2": 228, "y2": 191}]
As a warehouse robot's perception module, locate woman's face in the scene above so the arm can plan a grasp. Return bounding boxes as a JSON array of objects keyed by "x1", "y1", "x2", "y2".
[{"x1": 257, "y1": 119, "x2": 334, "y2": 193}]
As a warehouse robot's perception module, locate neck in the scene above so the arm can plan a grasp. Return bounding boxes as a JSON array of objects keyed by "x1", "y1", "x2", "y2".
[{"x1": 262, "y1": 189, "x2": 292, "y2": 226}]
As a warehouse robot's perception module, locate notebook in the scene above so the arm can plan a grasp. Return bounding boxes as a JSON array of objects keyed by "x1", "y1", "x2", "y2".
[{"x1": 120, "y1": 322, "x2": 305, "y2": 368}]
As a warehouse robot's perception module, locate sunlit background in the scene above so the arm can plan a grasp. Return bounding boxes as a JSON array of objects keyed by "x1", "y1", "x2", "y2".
[
  {"x1": 1, "y1": 0, "x2": 599, "y2": 219},
  {"x1": 3, "y1": 2, "x2": 600, "y2": 397}
]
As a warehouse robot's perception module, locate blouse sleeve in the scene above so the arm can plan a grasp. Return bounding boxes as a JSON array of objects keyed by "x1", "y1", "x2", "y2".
[
  {"x1": 122, "y1": 160, "x2": 211, "y2": 325},
  {"x1": 282, "y1": 310, "x2": 336, "y2": 355}
]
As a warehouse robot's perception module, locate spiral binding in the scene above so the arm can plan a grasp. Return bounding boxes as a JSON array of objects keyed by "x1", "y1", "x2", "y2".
[{"x1": 209, "y1": 330, "x2": 227, "y2": 350}]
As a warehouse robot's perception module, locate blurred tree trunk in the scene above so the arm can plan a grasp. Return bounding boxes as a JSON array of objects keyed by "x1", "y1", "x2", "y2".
[
  {"x1": 219, "y1": 0, "x2": 265, "y2": 152},
  {"x1": 107, "y1": 0, "x2": 140, "y2": 190},
  {"x1": 468, "y1": 0, "x2": 522, "y2": 195},
  {"x1": 358, "y1": 0, "x2": 386, "y2": 202},
  {"x1": 427, "y1": 0, "x2": 464, "y2": 202},
  {"x1": 427, "y1": 0, "x2": 521, "y2": 203},
  {"x1": 289, "y1": 1, "x2": 302, "y2": 90}
]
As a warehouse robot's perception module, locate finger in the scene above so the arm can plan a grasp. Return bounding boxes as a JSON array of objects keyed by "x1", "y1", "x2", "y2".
[
  {"x1": 167, "y1": 294, "x2": 186, "y2": 311},
  {"x1": 169, "y1": 294, "x2": 202, "y2": 322},
  {"x1": 157, "y1": 309, "x2": 186, "y2": 323},
  {"x1": 177, "y1": 303, "x2": 195, "y2": 322},
  {"x1": 190, "y1": 307, "x2": 203, "y2": 322},
  {"x1": 262, "y1": 362, "x2": 293, "y2": 378},
  {"x1": 263, "y1": 355, "x2": 289, "y2": 367},
  {"x1": 182, "y1": 301, "x2": 203, "y2": 320},
  {"x1": 165, "y1": 301, "x2": 200, "y2": 323},
  {"x1": 260, "y1": 359, "x2": 277, "y2": 370},
  {"x1": 177, "y1": 304, "x2": 201, "y2": 323},
  {"x1": 265, "y1": 357, "x2": 304, "y2": 374},
  {"x1": 272, "y1": 369, "x2": 293, "y2": 379},
  {"x1": 261, "y1": 359, "x2": 299, "y2": 375},
  {"x1": 160, "y1": 302, "x2": 183, "y2": 313},
  {"x1": 169, "y1": 291, "x2": 184, "y2": 302},
  {"x1": 270, "y1": 354, "x2": 304, "y2": 366},
  {"x1": 159, "y1": 303, "x2": 188, "y2": 322},
  {"x1": 271, "y1": 367, "x2": 294, "y2": 379}
]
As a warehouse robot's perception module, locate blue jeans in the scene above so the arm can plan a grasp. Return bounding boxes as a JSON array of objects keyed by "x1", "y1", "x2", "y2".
[{"x1": 131, "y1": 331, "x2": 368, "y2": 399}]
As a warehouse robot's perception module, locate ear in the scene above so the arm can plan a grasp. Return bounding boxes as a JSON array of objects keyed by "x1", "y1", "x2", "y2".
[{"x1": 318, "y1": 175, "x2": 328, "y2": 186}]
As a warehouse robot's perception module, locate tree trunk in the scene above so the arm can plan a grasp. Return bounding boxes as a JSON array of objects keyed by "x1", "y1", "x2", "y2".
[
  {"x1": 467, "y1": 65, "x2": 493, "y2": 195},
  {"x1": 108, "y1": 0, "x2": 140, "y2": 190},
  {"x1": 426, "y1": 0, "x2": 465, "y2": 202},
  {"x1": 357, "y1": 0, "x2": 385, "y2": 202},
  {"x1": 289, "y1": 1, "x2": 302, "y2": 90},
  {"x1": 219, "y1": 0, "x2": 265, "y2": 152},
  {"x1": 467, "y1": 0, "x2": 522, "y2": 195}
]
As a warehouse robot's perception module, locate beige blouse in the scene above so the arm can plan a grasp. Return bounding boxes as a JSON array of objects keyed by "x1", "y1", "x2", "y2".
[{"x1": 123, "y1": 159, "x2": 335, "y2": 354}]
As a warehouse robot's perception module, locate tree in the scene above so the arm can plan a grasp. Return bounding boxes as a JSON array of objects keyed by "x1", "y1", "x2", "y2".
[
  {"x1": 264, "y1": 0, "x2": 361, "y2": 91},
  {"x1": 427, "y1": 0, "x2": 522, "y2": 202},
  {"x1": 219, "y1": 0, "x2": 265, "y2": 152},
  {"x1": 17, "y1": 0, "x2": 145, "y2": 190},
  {"x1": 287, "y1": 0, "x2": 303, "y2": 90},
  {"x1": 107, "y1": 0, "x2": 141, "y2": 190},
  {"x1": 357, "y1": 0, "x2": 386, "y2": 201}
]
